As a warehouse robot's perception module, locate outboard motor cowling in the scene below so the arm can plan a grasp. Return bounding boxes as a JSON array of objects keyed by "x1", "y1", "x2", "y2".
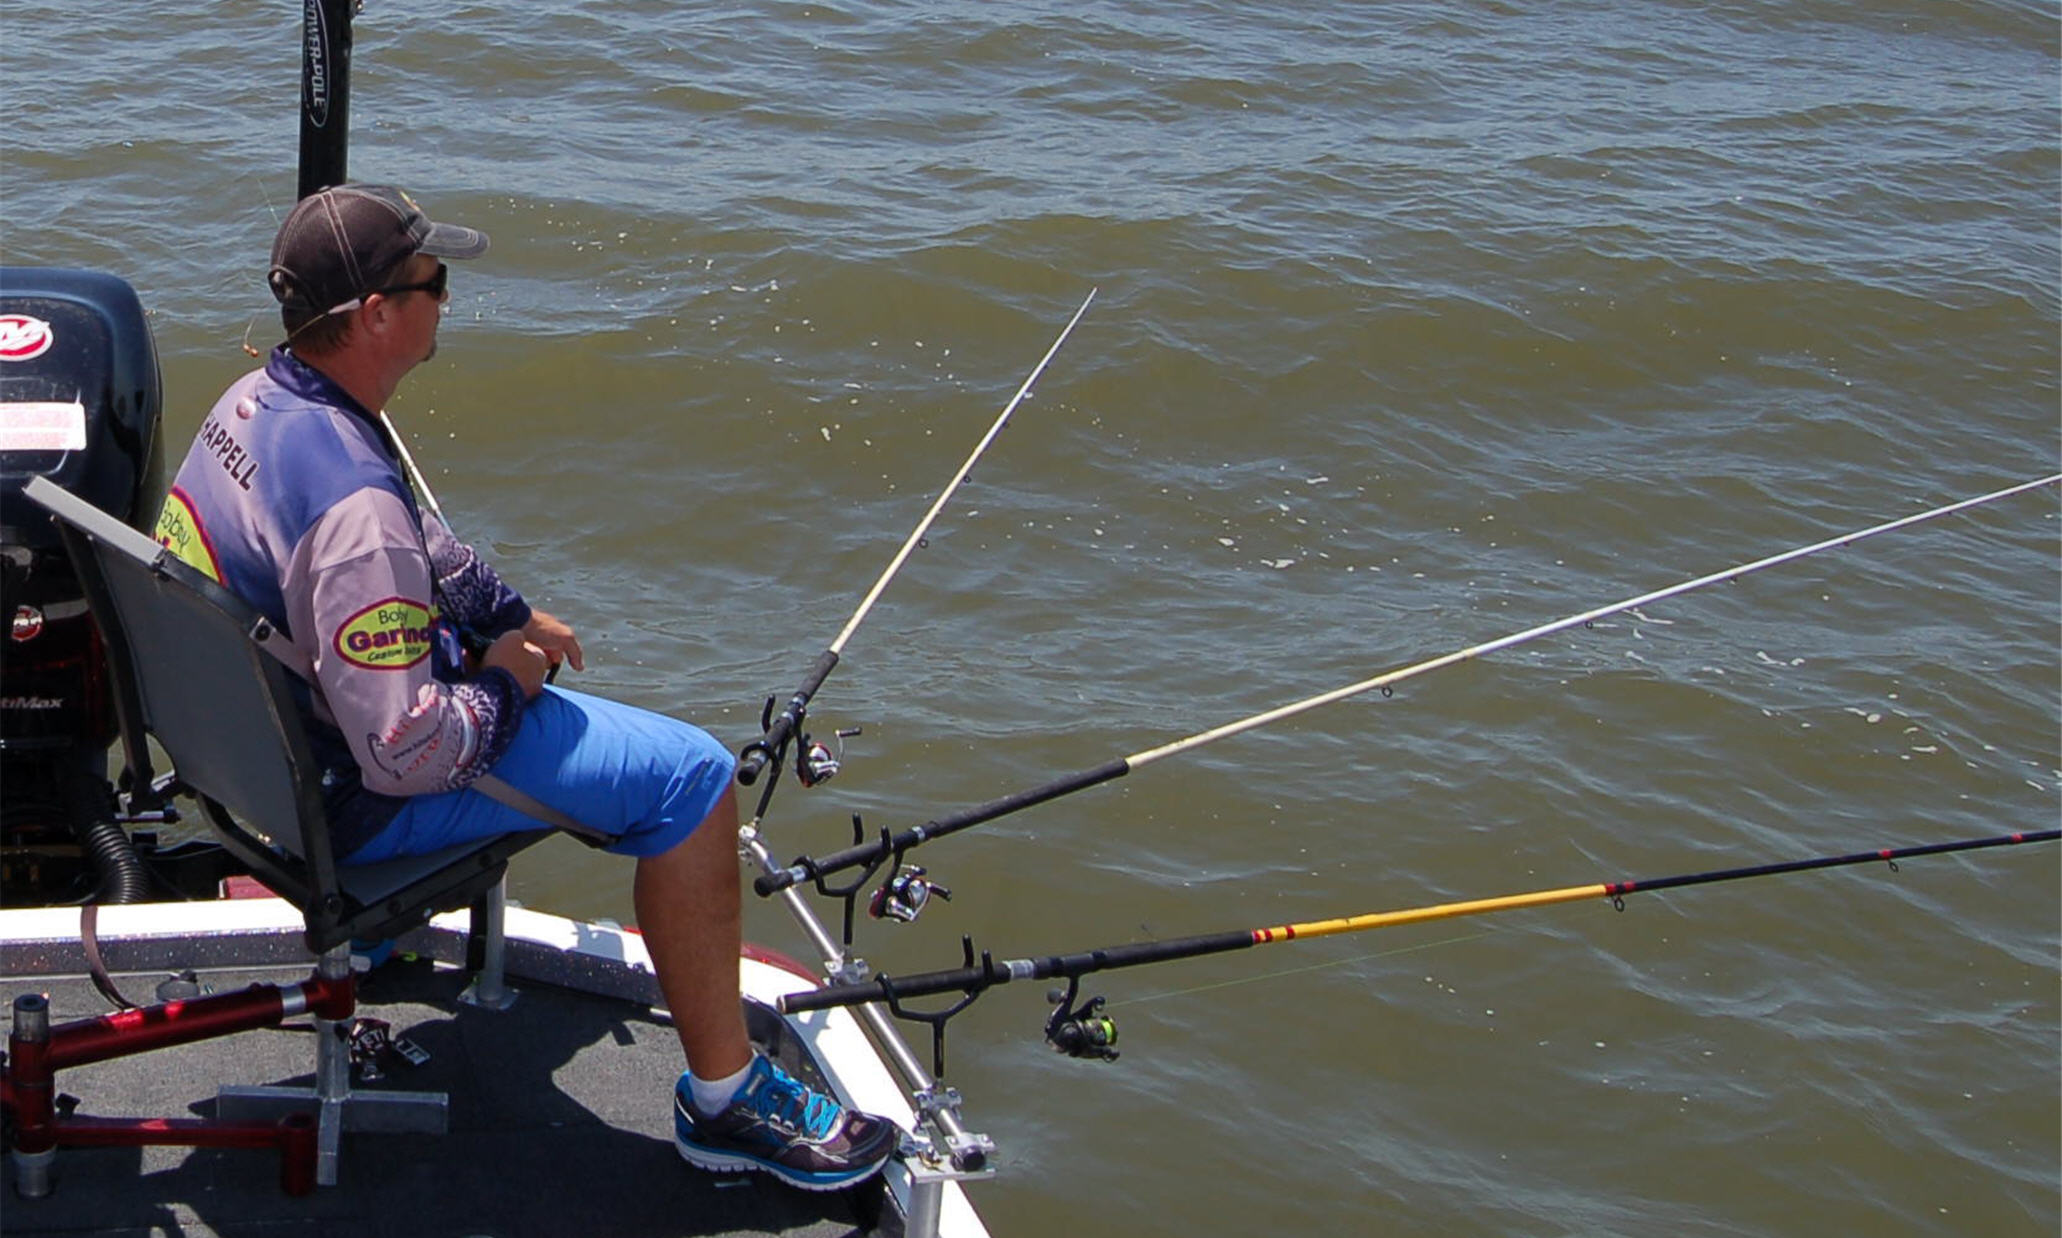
[
  {"x1": 0, "y1": 267, "x2": 163, "y2": 748},
  {"x1": 1, "y1": 267, "x2": 165, "y2": 904}
]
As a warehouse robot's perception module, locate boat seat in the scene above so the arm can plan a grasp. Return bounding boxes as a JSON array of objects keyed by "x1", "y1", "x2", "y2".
[
  {"x1": 25, "y1": 474, "x2": 552, "y2": 954},
  {"x1": 12, "y1": 475, "x2": 552, "y2": 1193}
]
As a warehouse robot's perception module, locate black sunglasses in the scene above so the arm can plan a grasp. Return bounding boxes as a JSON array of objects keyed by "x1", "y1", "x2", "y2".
[{"x1": 370, "y1": 261, "x2": 449, "y2": 302}]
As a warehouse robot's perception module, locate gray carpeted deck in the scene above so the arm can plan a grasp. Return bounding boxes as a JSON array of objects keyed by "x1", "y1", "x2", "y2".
[{"x1": 2, "y1": 957, "x2": 893, "y2": 1238}]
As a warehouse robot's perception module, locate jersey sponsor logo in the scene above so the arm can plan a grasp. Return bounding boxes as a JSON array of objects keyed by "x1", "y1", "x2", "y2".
[
  {"x1": 366, "y1": 682, "x2": 481, "y2": 784},
  {"x1": 334, "y1": 598, "x2": 434, "y2": 670},
  {"x1": 153, "y1": 488, "x2": 225, "y2": 582}
]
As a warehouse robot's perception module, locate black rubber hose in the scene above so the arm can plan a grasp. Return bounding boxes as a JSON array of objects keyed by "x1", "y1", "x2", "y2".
[{"x1": 65, "y1": 767, "x2": 148, "y2": 905}]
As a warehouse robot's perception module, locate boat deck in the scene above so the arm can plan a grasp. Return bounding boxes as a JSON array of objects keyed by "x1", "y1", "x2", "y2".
[{"x1": 2, "y1": 925, "x2": 911, "y2": 1237}]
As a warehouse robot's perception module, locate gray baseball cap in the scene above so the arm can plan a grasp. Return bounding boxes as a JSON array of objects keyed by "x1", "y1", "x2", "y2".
[{"x1": 269, "y1": 184, "x2": 489, "y2": 328}]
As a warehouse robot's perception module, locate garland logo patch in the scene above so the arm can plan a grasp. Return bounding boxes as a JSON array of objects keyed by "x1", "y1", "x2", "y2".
[{"x1": 335, "y1": 598, "x2": 433, "y2": 670}]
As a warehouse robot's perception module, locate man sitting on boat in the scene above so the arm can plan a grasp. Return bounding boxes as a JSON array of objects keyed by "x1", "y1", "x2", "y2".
[{"x1": 152, "y1": 183, "x2": 896, "y2": 1193}]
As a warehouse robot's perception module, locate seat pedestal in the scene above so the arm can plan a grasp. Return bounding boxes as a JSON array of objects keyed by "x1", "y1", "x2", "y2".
[{"x1": 214, "y1": 946, "x2": 448, "y2": 1186}]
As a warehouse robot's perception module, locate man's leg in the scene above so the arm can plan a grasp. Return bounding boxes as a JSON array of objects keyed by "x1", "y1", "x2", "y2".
[
  {"x1": 649, "y1": 785, "x2": 898, "y2": 1191},
  {"x1": 347, "y1": 686, "x2": 895, "y2": 1189},
  {"x1": 635, "y1": 786, "x2": 751, "y2": 1077}
]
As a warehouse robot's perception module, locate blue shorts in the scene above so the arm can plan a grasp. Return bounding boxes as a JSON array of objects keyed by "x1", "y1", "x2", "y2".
[{"x1": 344, "y1": 685, "x2": 736, "y2": 865}]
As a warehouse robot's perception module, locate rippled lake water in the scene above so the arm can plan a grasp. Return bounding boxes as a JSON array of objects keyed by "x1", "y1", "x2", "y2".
[{"x1": 5, "y1": 2, "x2": 2057, "y2": 1234}]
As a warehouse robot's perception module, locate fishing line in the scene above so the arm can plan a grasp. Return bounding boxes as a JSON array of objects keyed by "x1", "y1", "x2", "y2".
[
  {"x1": 736, "y1": 288, "x2": 1100, "y2": 792},
  {"x1": 758, "y1": 472, "x2": 2062, "y2": 895}
]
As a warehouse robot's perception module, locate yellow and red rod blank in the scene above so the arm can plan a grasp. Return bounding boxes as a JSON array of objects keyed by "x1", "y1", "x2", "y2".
[{"x1": 780, "y1": 828, "x2": 2060, "y2": 1015}]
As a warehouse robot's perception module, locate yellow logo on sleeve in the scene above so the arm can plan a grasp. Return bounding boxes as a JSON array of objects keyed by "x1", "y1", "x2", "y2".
[
  {"x1": 153, "y1": 489, "x2": 224, "y2": 583},
  {"x1": 335, "y1": 598, "x2": 434, "y2": 670}
]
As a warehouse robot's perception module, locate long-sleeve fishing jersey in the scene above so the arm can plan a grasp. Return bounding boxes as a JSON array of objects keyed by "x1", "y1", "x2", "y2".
[{"x1": 154, "y1": 347, "x2": 531, "y2": 858}]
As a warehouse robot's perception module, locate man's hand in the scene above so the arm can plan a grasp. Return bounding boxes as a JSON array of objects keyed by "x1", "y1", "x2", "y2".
[
  {"x1": 523, "y1": 609, "x2": 585, "y2": 673},
  {"x1": 481, "y1": 629, "x2": 549, "y2": 699}
]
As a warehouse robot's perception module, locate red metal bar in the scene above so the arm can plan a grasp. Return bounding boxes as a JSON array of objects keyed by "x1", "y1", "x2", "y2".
[
  {"x1": 46, "y1": 986, "x2": 286, "y2": 1071},
  {"x1": 3, "y1": 967, "x2": 351, "y2": 1194},
  {"x1": 46, "y1": 970, "x2": 353, "y2": 1071},
  {"x1": 56, "y1": 1114, "x2": 293, "y2": 1149},
  {"x1": 56, "y1": 1113, "x2": 319, "y2": 1195},
  {"x1": 306, "y1": 968, "x2": 355, "y2": 1020}
]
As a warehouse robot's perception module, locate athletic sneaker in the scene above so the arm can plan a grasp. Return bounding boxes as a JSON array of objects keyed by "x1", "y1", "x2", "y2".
[{"x1": 673, "y1": 1054, "x2": 897, "y2": 1191}]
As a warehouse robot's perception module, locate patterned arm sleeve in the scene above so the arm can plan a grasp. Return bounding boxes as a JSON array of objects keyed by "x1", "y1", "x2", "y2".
[
  {"x1": 291, "y1": 491, "x2": 527, "y2": 796},
  {"x1": 422, "y1": 511, "x2": 531, "y2": 637}
]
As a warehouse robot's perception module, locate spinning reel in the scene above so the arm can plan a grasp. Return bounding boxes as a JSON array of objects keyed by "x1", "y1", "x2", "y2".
[{"x1": 1044, "y1": 975, "x2": 1119, "y2": 1062}]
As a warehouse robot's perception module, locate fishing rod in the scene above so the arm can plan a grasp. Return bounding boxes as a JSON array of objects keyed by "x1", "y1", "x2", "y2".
[
  {"x1": 734, "y1": 288, "x2": 1100, "y2": 799},
  {"x1": 379, "y1": 410, "x2": 452, "y2": 528},
  {"x1": 721, "y1": 290, "x2": 1098, "y2": 1175},
  {"x1": 756, "y1": 472, "x2": 2062, "y2": 898},
  {"x1": 777, "y1": 828, "x2": 2061, "y2": 1071},
  {"x1": 378, "y1": 409, "x2": 569, "y2": 687}
]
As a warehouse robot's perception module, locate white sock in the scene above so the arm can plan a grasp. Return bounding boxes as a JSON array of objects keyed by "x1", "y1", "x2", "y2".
[{"x1": 688, "y1": 1059, "x2": 754, "y2": 1114}]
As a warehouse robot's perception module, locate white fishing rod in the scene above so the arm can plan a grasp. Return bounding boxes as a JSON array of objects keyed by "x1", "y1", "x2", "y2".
[
  {"x1": 730, "y1": 292, "x2": 1103, "y2": 1181},
  {"x1": 378, "y1": 408, "x2": 575, "y2": 687},
  {"x1": 757, "y1": 471, "x2": 2062, "y2": 894},
  {"x1": 1130, "y1": 470, "x2": 2062, "y2": 765},
  {"x1": 378, "y1": 410, "x2": 451, "y2": 526},
  {"x1": 736, "y1": 288, "x2": 1100, "y2": 788}
]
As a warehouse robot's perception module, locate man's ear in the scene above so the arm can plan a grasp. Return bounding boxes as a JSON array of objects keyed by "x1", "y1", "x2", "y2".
[{"x1": 357, "y1": 293, "x2": 394, "y2": 339}]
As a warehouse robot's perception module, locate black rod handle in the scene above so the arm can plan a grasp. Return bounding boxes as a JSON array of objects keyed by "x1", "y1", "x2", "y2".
[
  {"x1": 737, "y1": 650, "x2": 840, "y2": 786},
  {"x1": 778, "y1": 930, "x2": 1257, "y2": 1015},
  {"x1": 753, "y1": 758, "x2": 1131, "y2": 895}
]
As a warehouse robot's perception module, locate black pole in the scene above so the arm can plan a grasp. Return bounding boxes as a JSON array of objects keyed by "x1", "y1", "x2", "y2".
[
  {"x1": 297, "y1": 0, "x2": 355, "y2": 199},
  {"x1": 754, "y1": 757, "x2": 1132, "y2": 896},
  {"x1": 1603, "y1": 829, "x2": 2062, "y2": 897},
  {"x1": 779, "y1": 929, "x2": 1256, "y2": 1015}
]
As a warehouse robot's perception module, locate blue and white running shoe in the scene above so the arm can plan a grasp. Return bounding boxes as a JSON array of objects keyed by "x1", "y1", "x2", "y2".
[{"x1": 673, "y1": 1054, "x2": 897, "y2": 1191}]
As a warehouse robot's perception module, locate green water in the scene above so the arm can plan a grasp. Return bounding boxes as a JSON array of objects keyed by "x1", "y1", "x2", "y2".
[{"x1": 5, "y1": 2, "x2": 2057, "y2": 1234}]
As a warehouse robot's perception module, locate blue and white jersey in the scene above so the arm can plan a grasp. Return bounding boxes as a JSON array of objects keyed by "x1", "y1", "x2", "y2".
[{"x1": 155, "y1": 347, "x2": 531, "y2": 856}]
